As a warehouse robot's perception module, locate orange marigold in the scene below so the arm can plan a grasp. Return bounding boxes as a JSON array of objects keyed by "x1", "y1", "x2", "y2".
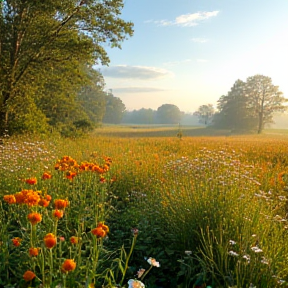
[
  {"x1": 29, "y1": 247, "x2": 40, "y2": 257},
  {"x1": 91, "y1": 222, "x2": 109, "y2": 238},
  {"x1": 23, "y1": 270, "x2": 36, "y2": 282},
  {"x1": 3, "y1": 195, "x2": 16, "y2": 204},
  {"x1": 44, "y1": 233, "x2": 57, "y2": 249},
  {"x1": 12, "y1": 237, "x2": 22, "y2": 247},
  {"x1": 25, "y1": 178, "x2": 37, "y2": 185},
  {"x1": 54, "y1": 199, "x2": 69, "y2": 209},
  {"x1": 66, "y1": 171, "x2": 77, "y2": 180},
  {"x1": 61, "y1": 259, "x2": 76, "y2": 272},
  {"x1": 42, "y1": 172, "x2": 52, "y2": 180},
  {"x1": 27, "y1": 212, "x2": 42, "y2": 225},
  {"x1": 38, "y1": 198, "x2": 50, "y2": 207},
  {"x1": 45, "y1": 194, "x2": 52, "y2": 201},
  {"x1": 52, "y1": 209, "x2": 64, "y2": 219},
  {"x1": 70, "y1": 236, "x2": 79, "y2": 244}
]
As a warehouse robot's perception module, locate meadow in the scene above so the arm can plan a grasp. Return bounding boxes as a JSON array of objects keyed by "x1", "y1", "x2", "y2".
[{"x1": 1, "y1": 126, "x2": 288, "y2": 288}]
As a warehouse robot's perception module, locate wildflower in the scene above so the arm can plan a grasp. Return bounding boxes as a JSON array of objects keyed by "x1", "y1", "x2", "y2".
[
  {"x1": 59, "y1": 236, "x2": 65, "y2": 242},
  {"x1": 29, "y1": 247, "x2": 40, "y2": 257},
  {"x1": 45, "y1": 195, "x2": 52, "y2": 201},
  {"x1": 137, "y1": 268, "x2": 145, "y2": 278},
  {"x1": 61, "y1": 259, "x2": 76, "y2": 272},
  {"x1": 44, "y1": 233, "x2": 57, "y2": 249},
  {"x1": 3, "y1": 194, "x2": 16, "y2": 204},
  {"x1": 52, "y1": 209, "x2": 64, "y2": 219},
  {"x1": 228, "y1": 250, "x2": 239, "y2": 257},
  {"x1": 128, "y1": 279, "x2": 145, "y2": 288},
  {"x1": 229, "y1": 240, "x2": 236, "y2": 245},
  {"x1": 54, "y1": 199, "x2": 69, "y2": 209},
  {"x1": 23, "y1": 270, "x2": 36, "y2": 282},
  {"x1": 42, "y1": 172, "x2": 52, "y2": 180},
  {"x1": 27, "y1": 212, "x2": 42, "y2": 225},
  {"x1": 70, "y1": 236, "x2": 79, "y2": 244},
  {"x1": 25, "y1": 178, "x2": 37, "y2": 185},
  {"x1": 66, "y1": 171, "x2": 77, "y2": 180},
  {"x1": 243, "y1": 254, "x2": 251, "y2": 262},
  {"x1": 91, "y1": 227, "x2": 106, "y2": 238},
  {"x1": 38, "y1": 198, "x2": 50, "y2": 207},
  {"x1": 251, "y1": 246, "x2": 263, "y2": 253},
  {"x1": 131, "y1": 228, "x2": 139, "y2": 236},
  {"x1": 12, "y1": 237, "x2": 22, "y2": 247},
  {"x1": 147, "y1": 257, "x2": 160, "y2": 267}
]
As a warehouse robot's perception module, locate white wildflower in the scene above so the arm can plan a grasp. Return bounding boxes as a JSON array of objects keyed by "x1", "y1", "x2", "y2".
[
  {"x1": 128, "y1": 279, "x2": 145, "y2": 288},
  {"x1": 228, "y1": 250, "x2": 239, "y2": 257},
  {"x1": 147, "y1": 257, "x2": 160, "y2": 267}
]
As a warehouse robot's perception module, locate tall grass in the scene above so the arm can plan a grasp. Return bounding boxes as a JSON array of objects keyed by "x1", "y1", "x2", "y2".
[{"x1": 1, "y1": 129, "x2": 288, "y2": 287}]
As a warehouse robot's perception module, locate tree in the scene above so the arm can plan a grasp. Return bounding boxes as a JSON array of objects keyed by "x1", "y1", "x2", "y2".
[
  {"x1": 0, "y1": 0, "x2": 133, "y2": 134},
  {"x1": 245, "y1": 75, "x2": 287, "y2": 133},
  {"x1": 214, "y1": 75, "x2": 287, "y2": 133},
  {"x1": 194, "y1": 104, "x2": 215, "y2": 125},
  {"x1": 156, "y1": 104, "x2": 182, "y2": 124},
  {"x1": 102, "y1": 92, "x2": 126, "y2": 124}
]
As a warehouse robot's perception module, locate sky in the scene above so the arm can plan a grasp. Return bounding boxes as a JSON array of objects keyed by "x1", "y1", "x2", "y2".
[{"x1": 96, "y1": 0, "x2": 288, "y2": 113}]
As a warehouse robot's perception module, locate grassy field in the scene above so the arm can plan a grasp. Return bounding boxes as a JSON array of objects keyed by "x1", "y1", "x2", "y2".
[{"x1": 1, "y1": 126, "x2": 288, "y2": 288}]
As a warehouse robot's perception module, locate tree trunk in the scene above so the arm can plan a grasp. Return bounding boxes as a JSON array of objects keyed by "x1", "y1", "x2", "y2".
[
  {"x1": 257, "y1": 111, "x2": 263, "y2": 134},
  {"x1": 0, "y1": 91, "x2": 11, "y2": 135}
]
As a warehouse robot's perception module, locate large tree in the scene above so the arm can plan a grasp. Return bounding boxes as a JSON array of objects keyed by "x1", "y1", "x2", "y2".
[
  {"x1": 194, "y1": 104, "x2": 215, "y2": 125},
  {"x1": 245, "y1": 75, "x2": 287, "y2": 133},
  {"x1": 102, "y1": 92, "x2": 126, "y2": 124},
  {"x1": 156, "y1": 104, "x2": 182, "y2": 124},
  {"x1": 0, "y1": 0, "x2": 133, "y2": 134},
  {"x1": 214, "y1": 75, "x2": 287, "y2": 133}
]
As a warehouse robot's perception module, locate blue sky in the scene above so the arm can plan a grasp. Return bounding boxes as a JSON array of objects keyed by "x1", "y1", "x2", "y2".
[{"x1": 97, "y1": 0, "x2": 288, "y2": 113}]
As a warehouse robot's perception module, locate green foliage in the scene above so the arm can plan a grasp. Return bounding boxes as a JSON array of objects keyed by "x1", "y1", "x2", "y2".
[
  {"x1": 103, "y1": 93, "x2": 126, "y2": 124},
  {"x1": 214, "y1": 75, "x2": 287, "y2": 133},
  {"x1": 156, "y1": 104, "x2": 182, "y2": 124},
  {"x1": 0, "y1": 0, "x2": 133, "y2": 134}
]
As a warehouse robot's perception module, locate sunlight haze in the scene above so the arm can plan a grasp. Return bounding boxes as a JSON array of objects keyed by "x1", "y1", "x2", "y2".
[{"x1": 97, "y1": 0, "x2": 288, "y2": 113}]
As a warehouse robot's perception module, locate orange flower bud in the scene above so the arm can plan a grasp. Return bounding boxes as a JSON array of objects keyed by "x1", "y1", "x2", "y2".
[
  {"x1": 29, "y1": 247, "x2": 40, "y2": 257},
  {"x1": 70, "y1": 236, "x2": 79, "y2": 244},
  {"x1": 54, "y1": 199, "x2": 69, "y2": 209},
  {"x1": 23, "y1": 270, "x2": 36, "y2": 282},
  {"x1": 52, "y1": 209, "x2": 64, "y2": 219},
  {"x1": 12, "y1": 237, "x2": 22, "y2": 247},
  {"x1": 61, "y1": 259, "x2": 76, "y2": 272},
  {"x1": 3, "y1": 195, "x2": 16, "y2": 204},
  {"x1": 42, "y1": 172, "x2": 52, "y2": 180},
  {"x1": 27, "y1": 212, "x2": 42, "y2": 225},
  {"x1": 25, "y1": 178, "x2": 37, "y2": 185},
  {"x1": 44, "y1": 233, "x2": 57, "y2": 249}
]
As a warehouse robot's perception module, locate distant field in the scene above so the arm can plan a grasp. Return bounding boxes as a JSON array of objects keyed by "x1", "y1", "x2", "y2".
[{"x1": 94, "y1": 124, "x2": 288, "y2": 138}]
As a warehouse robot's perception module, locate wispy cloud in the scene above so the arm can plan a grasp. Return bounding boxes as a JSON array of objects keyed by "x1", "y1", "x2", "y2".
[
  {"x1": 112, "y1": 87, "x2": 166, "y2": 93},
  {"x1": 101, "y1": 65, "x2": 173, "y2": 80},
  {"x1": 191, "y1": 38, "x2": 209, "y2": 43},
  {"x1": 151, "y1": 11, "x2": 219, "y2": 27}
]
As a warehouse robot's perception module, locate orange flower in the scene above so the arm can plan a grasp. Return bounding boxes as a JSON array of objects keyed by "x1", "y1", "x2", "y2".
[
  {"x1": 3, "y1": 195, "x2": 16, "y2": 204},
  {"x1": 27, "y1": 212, "x2": 42, "y2": 225},
  {"x1": 29, "y1": 247, "x2": 40, "y2": 257},
  {"x1": 70, "y1": 236, "x2": 79, "y2": 244},
  {"x1": 38, "y1": 198, "x2": 50, "y2": 207},
  {"x1": 12, "y1": 237, "x2": 22, "y2": 247},
  {"x1": 44, "y1": 233, "x2": 57, "y2": 249},
  {"x1": 42, "y1": 172, "x2": 52, "y2": 180},
  {"x1": 25, "y1": 178, "x2": 37, "y2": 185},
  {"x1": 91, "y1": 223, "x2": 109, "y2": 238},
  {"x1": 61, "y1": 259, "x2": 76, "y2": 272},
  {"x1": 23, "y1": 270, "x2": 36, "y2": 282},
  {"x1": 45, "y1": 194, "x2": 52, "y2": 201},
  {"x1": 54, "y1": 199, "x2": 69, "y2": 209},
  {"x1": 66, "y1": 171, "x2": 77, "y2": 180},
  {"x1": 52, "y1": 209, "x2": 64, "y2": 219}
]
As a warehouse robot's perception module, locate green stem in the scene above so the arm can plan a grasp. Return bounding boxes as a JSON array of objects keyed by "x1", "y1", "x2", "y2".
[
  {"x1": 141, "y1": 265, "x2": 153, "y2": 281},
  {"x1": 49, "y1": 249, "x2": 53, "y2": 285},
  {"x1": 120, "y1": 235, "x2": 137, "y2": 285}
]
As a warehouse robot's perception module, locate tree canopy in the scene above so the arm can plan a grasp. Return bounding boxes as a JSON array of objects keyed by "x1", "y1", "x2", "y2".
[
  {"x1": 156, "y1": 104, "x2": 182, "y2": 124},
  {"x1": 0, "y1": 0, "x2": 133, "y2": 134},
  {"x1": 214, "y1": 75, "x2": 287, "y2": 133}
]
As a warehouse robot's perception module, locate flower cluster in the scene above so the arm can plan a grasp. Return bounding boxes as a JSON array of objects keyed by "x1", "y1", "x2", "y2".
[
  {"x1": 3, "y1": 190, "x2": 51, "y2": 207},
  {"x1": 91, "y1": 222, "x2": 109, "y2": 238},
  {"x1": 54, "y1": 156, "x2": 78, "y2": 171}
]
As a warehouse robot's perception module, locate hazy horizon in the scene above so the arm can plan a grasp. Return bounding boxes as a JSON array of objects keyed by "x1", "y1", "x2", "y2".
[{"x1": 95, "y1": 0, "x2": 288, "y2": 114}]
